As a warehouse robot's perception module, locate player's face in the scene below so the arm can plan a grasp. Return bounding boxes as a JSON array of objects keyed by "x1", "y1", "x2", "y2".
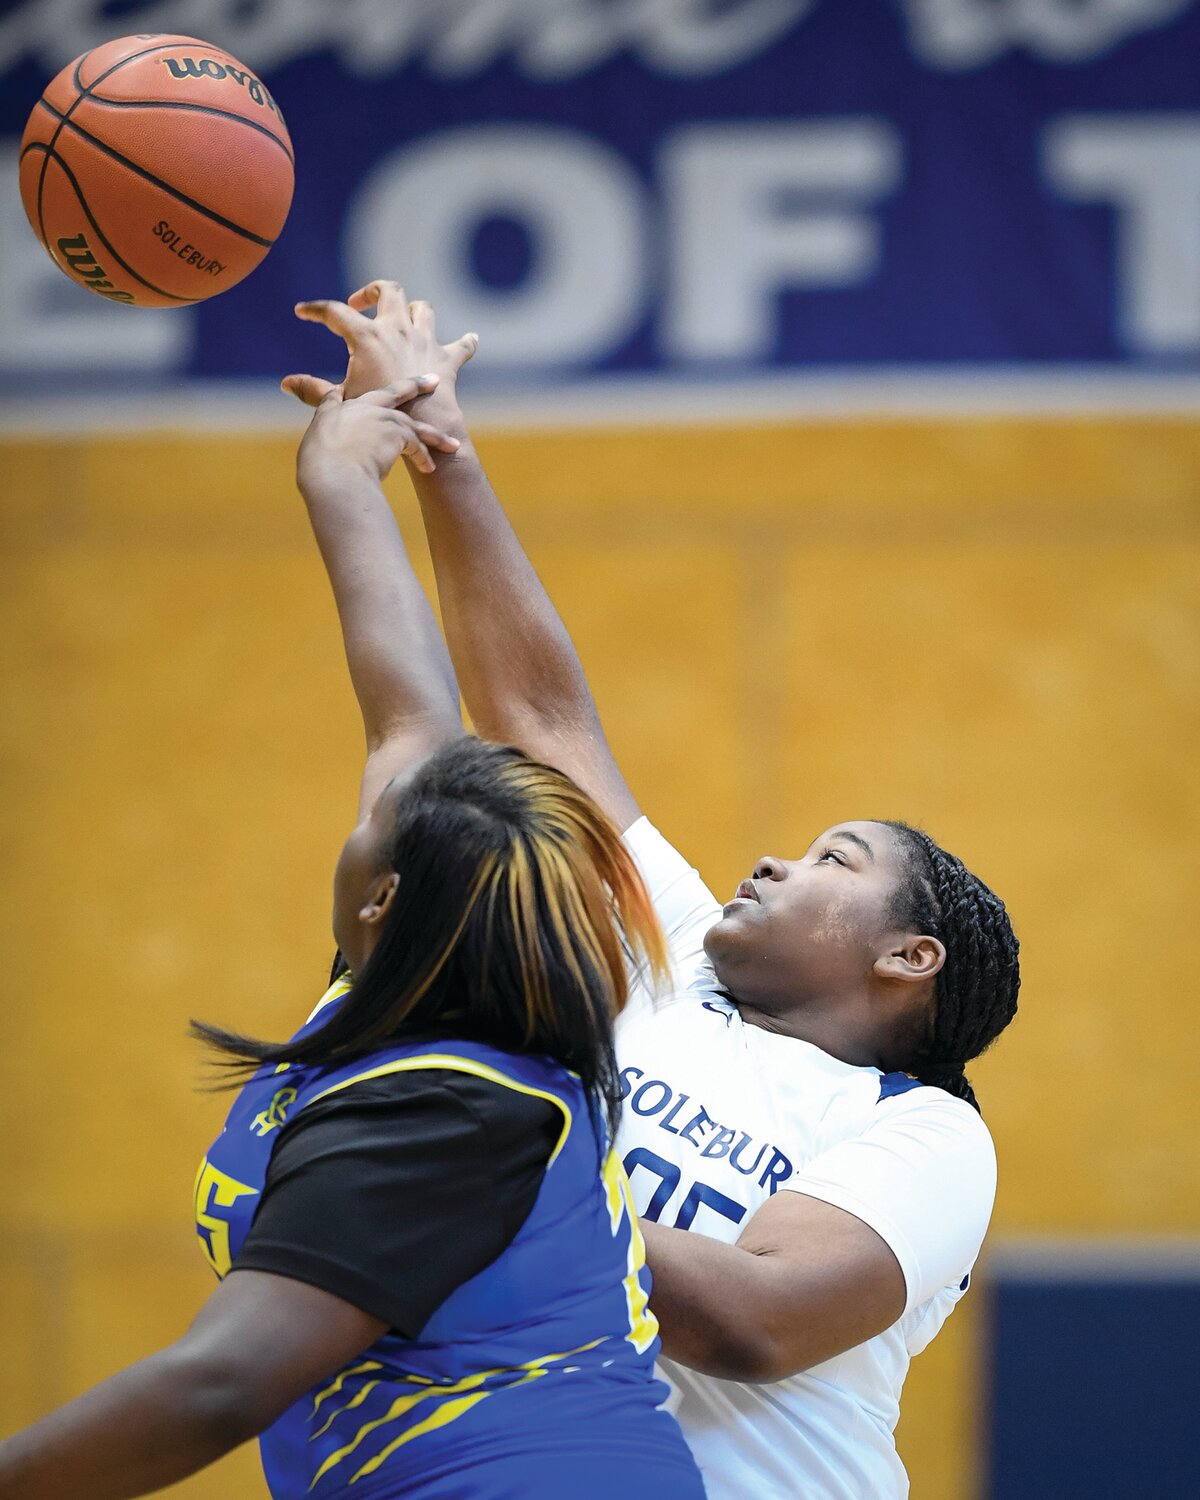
[
  {"x1": 331, "y1": 773, "x2": 411, "y2": 974},
  {"x1": 703, "y1": 821, "x2": 911, "y2": 1014}
]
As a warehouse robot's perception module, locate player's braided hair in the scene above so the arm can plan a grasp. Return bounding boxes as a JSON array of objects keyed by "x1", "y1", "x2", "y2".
[{"x1": 882, "y1": 822, "x2": 1020, "y2": 1113}]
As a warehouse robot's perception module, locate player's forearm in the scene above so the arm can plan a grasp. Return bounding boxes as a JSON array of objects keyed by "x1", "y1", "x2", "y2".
[
  {"x1": 408, "y1": 436, "x2": 602, "y2": 743},
  {"x1": 0, "y1": 1343, "x2": 258, "y2": 1499},
  {"x1": 643, "y1": 1204, "x2": 904, "y2": 1382},
  {"x1": 298, "y1": 457, "x2": 460, "y2": 749},
  {"x1": 641, "y1": 1220, "x2": 793, "y2": 1382},
  {"x1": 407, "y1": 435, "x2": 638, "y2": 827}
]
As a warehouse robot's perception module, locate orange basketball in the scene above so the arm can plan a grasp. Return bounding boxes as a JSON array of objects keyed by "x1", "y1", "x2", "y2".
[{"x1": 18, "y1": 33, "x2": 294, "y2": 309}]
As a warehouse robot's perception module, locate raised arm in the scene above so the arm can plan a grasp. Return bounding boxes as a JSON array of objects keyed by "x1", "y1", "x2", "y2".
[
  {"x1": 292, "y1": 377, "x2": 466, "y2": 818},
  {"x1": 283, "y1": 285, "x2": 640, "y2": 831}
]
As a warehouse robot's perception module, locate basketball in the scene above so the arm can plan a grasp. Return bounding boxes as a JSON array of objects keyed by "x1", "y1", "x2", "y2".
[{"x1": 18, "y1": 33, "x2": 294, "y2": 309}]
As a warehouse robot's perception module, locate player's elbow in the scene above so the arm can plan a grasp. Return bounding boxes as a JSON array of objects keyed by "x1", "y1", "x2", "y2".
[
  {"x1": 155, "y1": 1340, "x2": 277, "y2": 1449},
  {"x1": 720, "y1": 1328, "x2": 810, "y2": 1384},
  {"x1": 666, "y1": 1320, "x2": 809, "y2": 1385}
]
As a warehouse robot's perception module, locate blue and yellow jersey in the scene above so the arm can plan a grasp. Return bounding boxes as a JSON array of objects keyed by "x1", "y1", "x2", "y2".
[{"x1": 194, "y1": 979, "x2": 701, "y2": 1499}]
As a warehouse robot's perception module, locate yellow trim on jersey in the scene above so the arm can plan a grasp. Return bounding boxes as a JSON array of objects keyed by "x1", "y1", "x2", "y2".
[
  {"x1": 304, "y1": 972, "x2": 354, "y2": 1026},
  {"x1": 349, "y1": 1391, "x2": 491, "y2": 1483},
  {"x1": 311, "y1": 1360, "x2": 383, "y2": 1418},
  {"x1": 311, "y1": 1378, "x2": 383, "y2": 1442},
  {"x1": 601, "y1": 1144, "x2": 626, "y2": 1233},
  {"x1": 602, "y1": 1148, "x2": 659, "y2": 1355},
  {"x1": 309, "y1": 1054, "x2": 573, "y2": 1166},
  {"x1": 307, "y1": 1338, "x2": 606, "y2": 1490}
]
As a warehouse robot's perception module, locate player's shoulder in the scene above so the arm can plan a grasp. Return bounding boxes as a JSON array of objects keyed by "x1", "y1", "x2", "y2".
[
  {"x1": 617, "y1": 971, "x2": 731, "y2": 1042},
  {"x1": 622, "y1": 816, "x2": 720, "y2": 905},
  {"x1": 622, "y1": 813, "x2": 684, "y2": 869},
  {"x1": 871, "y1": 1072, "x2": 997, "y2": 1157},
  {"x1": 284, "y1": 1053, "x2": 562, "y2": 1166}
]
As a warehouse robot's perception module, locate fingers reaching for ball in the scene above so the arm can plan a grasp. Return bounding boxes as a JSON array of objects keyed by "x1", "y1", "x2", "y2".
[
  {"x1": 408, "y1": 300, "x2": 436, "y2": 337},
  {"x1": 281, "y1": 372, "x2": 338, "y2": 407},
  {"x1": 294, "y1": 299, "x2": 368, "y2": 343},
  {"x1": 293, "y1": 285, "x2": 479, "y2": 393},
  {"x1": 446, "y1": 331, "x2": 480, "y2": 371},
  {"x1": 295, "y1": 376, "x2": 461, "y2": 486},
  {"x1": 283, "y1": 372, "x2": 440, "y2": 409},
  {"x1": 359, "y1": 376, "x2": 442, "y2": 407},
  {"x1": 349, "y1": 280, "x2": 408, "y2": 315},
  {"x1": 383, "y1": 409, "x2": 463, "y2": 475}
]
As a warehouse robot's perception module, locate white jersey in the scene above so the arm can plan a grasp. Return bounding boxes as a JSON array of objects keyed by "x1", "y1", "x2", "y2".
[{"x1": 618, "y1": 819, "x2": 997, "y2": 1500}]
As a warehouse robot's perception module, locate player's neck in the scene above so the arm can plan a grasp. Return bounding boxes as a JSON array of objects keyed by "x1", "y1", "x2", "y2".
[{"x1": 733, "y1": 1001, "x2": 886, "y2": 1069}]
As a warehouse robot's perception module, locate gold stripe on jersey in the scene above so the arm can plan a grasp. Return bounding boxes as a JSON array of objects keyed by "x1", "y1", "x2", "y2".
[
  {"x1": 309, "y1": 1054, "x2": 573, "y2": 1166},
  {"x1": 304, "y1": 972, "x2": 354, "y2": 1026},
  {"x1": 311, "y1": 1377, "x2": 383, "y2": 1441},
  {"x1": 307, "y1": 1338, "x2": 607, "y2": 1491},
  {"x1": 602, "y1": 1148, "x2": 659, "y2": 1355},
  {"x1": 311, "y1": 1360, "x2": 383, "y2": 1419},
  {"x1": 349, "y1": 1391, "x2": 491, "y2": 1484}
]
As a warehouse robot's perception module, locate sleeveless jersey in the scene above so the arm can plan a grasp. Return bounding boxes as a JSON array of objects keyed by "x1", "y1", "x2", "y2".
[{"x1": 194, "y1": 979, "x2": 702, "y2": 1500}]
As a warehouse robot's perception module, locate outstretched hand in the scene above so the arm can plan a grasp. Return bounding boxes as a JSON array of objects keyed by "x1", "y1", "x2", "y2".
[
  {"x1": 282, "y1": 281, "x2": 478, "y2": 438},
  {"x1": 295, "y1": 377, "x2": 461, "y2": 491}
]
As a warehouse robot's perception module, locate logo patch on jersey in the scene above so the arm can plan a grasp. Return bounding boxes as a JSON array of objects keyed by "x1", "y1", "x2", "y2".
[{"x1": 251, "y1": 1084, "x2": 298, "y2": 1136}]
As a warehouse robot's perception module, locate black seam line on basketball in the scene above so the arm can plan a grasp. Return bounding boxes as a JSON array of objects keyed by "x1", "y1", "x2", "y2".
[
  {"x1": 20, "y1": 138, "x2": 57, "y2": 244},
  {"x1": 36, "y1": 98, "x2": 275, "y2": 248},
  {"x1": 27, "y1": 142, "x2": 199, "y2": 304},
  {"x1": 37, "y1": 41, "x2": 205, "y2": 262},
  {"x1": 74, "y1": 96, "x2": 295, "y2": 165}
]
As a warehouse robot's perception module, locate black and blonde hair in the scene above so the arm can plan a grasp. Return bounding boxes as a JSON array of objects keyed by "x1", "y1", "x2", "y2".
[
  {"x1": 884, "y1": 822, "x2": 1020, "y2": 1114},
  {"x1": 196, "y1": 738, "x2": 667, "y2": 1134}
]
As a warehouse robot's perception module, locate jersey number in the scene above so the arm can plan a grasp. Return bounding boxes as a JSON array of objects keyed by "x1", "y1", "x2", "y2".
[
  {"x1": 193, "y1": 1158, "x2": 258, "y2": 1277},
  {"x1": 623, "y1": 1147, "x2": 747, "y2": 1231}
]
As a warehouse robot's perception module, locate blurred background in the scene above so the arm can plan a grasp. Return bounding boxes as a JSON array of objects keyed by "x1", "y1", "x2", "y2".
[{"x1": 2, "y1": 1, "x2": 1198, "y2": 1496}]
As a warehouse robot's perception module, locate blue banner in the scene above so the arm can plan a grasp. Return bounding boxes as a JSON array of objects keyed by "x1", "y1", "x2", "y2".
[
  {"x1": 987, "y1": 1250, "x2": 1200, "y2": 1499},
  {"x1": 3, "y1": 0, "x2": 1200, "y2": 389}
]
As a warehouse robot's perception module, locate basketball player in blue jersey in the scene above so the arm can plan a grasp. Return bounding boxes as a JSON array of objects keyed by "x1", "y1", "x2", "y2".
[
  {"x1": 0, "y1": 386, "x2": 706, "y2": 1500},
  {"x1": 282, "y1": 285, "x2": 1022, "y2": 1500}
]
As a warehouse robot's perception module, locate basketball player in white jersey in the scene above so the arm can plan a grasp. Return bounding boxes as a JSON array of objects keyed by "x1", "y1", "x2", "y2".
[{"x1": 284, "y1": 287, "x2": 1021, "y2": 1500}]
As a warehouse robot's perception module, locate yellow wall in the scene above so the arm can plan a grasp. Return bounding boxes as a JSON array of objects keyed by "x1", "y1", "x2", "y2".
[{"x1": 2, "y1": 416, "x2": 1198, "y2": 1497}]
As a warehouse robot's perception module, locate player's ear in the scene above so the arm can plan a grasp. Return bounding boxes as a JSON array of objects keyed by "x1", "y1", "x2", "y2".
[
  {"x1": 359, "y1": 872, "x2": 400, "y2": 929},
  {"x1": 873, "y1": 934, "x2": 945, "y2": 985}
]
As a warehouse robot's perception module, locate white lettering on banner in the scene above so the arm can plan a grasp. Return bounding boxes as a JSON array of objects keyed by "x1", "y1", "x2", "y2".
[
  {"x1": 905, "y1": 0, "x2": 1194, "y2": 69},
  {"x1": 344, "y1": 127, "x2": 647, "y2": 365},
  {"x1": 0, "y1": 144, "x2": 192, "y2": 373},
  {"x1": 662, "y1": 122, "x2": 903, "y2": 361},
  {"x1": 0, "y1": 0, "x2": 1194, "y2": 79},
  {"x1": 1045, "y1": 116, "x2": 1200, "y2": 354},
  {"x1": 422, "y1": 0, "x2": 816, "y2": 81},
  {"x1": 344, "y1": 123, "x2": 900, "y2": 368},
  {"x1": 0, "y1": 0, "x2": 812, "y2": 82}
]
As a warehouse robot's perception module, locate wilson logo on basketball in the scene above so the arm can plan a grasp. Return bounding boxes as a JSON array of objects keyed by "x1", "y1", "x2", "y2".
[
  {"x1": 55, "y1": 233, "x2": 134, "y2": 303},
  {"x1": 160, "y1": 56, "x2": 284, "y2": 119}
]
